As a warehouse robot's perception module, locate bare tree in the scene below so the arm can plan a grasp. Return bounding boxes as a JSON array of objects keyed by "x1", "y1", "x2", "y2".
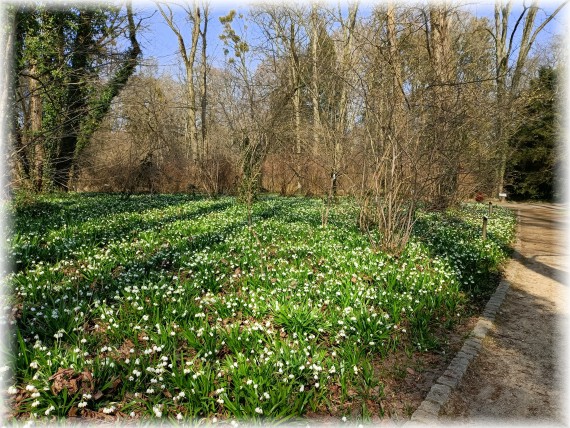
[{"x1": 157, "y1": 1, "x2": 202, "y2": 161}]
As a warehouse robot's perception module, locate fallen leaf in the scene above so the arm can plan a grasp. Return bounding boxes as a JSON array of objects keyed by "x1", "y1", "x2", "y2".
[{"x1": 49, "y1": 368, "x2": 93, "y2": 396}]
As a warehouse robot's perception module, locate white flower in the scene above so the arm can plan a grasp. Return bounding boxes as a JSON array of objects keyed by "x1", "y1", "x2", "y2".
[
  {"x1": 177, "y1": 413, "x2": 183, "y2": 420},
  {"x1": 153, "y1": 405, "x2": 162, "y2": 417},
  {"x1": 29, "y1": 361, "x2": 39, "y2": 369},
  {"x1": 7, "y1": 386, "x2": 18, "y2": 395},
  {"x1": 342, "y1": 416, "x2": 347, "y2": 422},
  {"x1": 299, "y1": 384, "x2": 305, "y2": 392},
  {"x1": 255, "y1": 407, "x2": 263, "y2": 414}
]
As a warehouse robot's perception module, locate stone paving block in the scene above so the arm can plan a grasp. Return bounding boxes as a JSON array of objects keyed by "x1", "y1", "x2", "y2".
[
  {"x1": 448, "y1": 359, "x2": 468, "y2": 376},
  {"x1": 460, "y1": 345, "x2": 478, "y2": 357},
  {"x1": 465, "y1": 336, "x2": 482, "y2": 350},
  {"x1": 456, "y1": 350, "x2": 474, "y2": 360},
  {"x1": 437, "y1": 375, "x2": 459, "y2": 388},
  {"x1": 416, "y1": 399, "x2": 440, "y2": 415},
  {"x1": 425, "y1": 383, "x2": 451, "y2": 406}
]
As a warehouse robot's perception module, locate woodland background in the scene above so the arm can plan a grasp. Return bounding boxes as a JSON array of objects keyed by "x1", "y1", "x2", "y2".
[{"x1": 4, "y1": 1, "x2": 565, "y2": 210}]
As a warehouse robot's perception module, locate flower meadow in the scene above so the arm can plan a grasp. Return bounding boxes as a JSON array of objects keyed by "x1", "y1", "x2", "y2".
[{"x1": 1, "y1": 194, "x2": 515, "y2": 422}]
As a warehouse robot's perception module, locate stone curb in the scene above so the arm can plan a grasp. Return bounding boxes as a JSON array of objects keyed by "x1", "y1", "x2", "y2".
[{"x1": 403, "y1": 208, "x2": 520, "y2": 426}]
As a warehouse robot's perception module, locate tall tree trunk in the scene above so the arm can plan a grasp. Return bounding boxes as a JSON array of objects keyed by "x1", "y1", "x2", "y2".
[
  {"x1": 199, "y1": 5, "x2": 209, "y2": 158},
  {"x1": 427, "y1": 4, "x2": 458, "y2": 209},
  {"x1": 332, "y1": 3, "x2": 357, "y2": 199},
  {"x1": 54, "y1": 9, "x2": 91, "y2": 190},
  {"x1": 158, "y1": 2, "x2": 201, "y2": 162},
  {"x1": 61, "y1": 4, "x2": 140, "y2": 190},
  {"x1": 29, "y1": 65, "x2": 44, "y2": 192},
  {"x1": 289, "y1": 21, "x2": 301, "y2": 155},
  {"x1": 311, "y1": 5, "x2": 320, "y2": 153}
]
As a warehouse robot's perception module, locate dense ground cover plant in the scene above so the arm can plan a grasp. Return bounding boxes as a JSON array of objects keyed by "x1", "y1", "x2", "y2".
[{"x1": 1, "y1": 194, "x2": 515, "y2": 422}]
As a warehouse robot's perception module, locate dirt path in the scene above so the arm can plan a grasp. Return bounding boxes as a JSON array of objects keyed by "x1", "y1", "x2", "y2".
[{"x1": 439, "y1": 203, "x2": 568, "y2": 425}]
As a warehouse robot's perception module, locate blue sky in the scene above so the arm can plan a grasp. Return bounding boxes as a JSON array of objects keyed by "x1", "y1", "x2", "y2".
[{"x1": 136, "y1": 1, "x2": 568, "y2": 78}]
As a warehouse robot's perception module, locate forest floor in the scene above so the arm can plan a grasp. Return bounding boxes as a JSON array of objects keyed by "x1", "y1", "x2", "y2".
[{"x1": 439, "y1": 202, "x2": 568, "y2": 425}]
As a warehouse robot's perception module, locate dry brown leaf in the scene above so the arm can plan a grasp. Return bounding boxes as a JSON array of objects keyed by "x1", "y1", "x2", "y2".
[{"x1": 49, "y1": 368, "x2": 93, "y2": 396}]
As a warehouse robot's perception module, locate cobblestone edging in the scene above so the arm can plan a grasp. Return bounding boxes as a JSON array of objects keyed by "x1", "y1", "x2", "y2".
[{"x1": 405, "y1": 208, "x2": 520, "y2": 426}]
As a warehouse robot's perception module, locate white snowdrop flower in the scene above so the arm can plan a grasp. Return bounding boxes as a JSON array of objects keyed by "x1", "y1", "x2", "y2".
[
  {"x1": 177, "y1": 413, "x2": 183, "y2": 420},
  {"x1": 342, "y1": 416, "x2": 347, "y2": 422},
  {"x1": 353, "y1": 365, "x2": 358, "y2": 374},
  {"x1": 7, "y1": 386, "x2": 18, "y2": 395},
  {"x1": 212, "y1": 417, "x2": 218, "y2": 423},
  {"x1": 81, "y1": 338, "x2": 87, "y2": 344},
  {"x1": 77, "y1": 401, "x2": 88, "y2": 408},
  {"x1": 31, "y1": 392, "x2": 40, "y2": 398},
  {"x1": 153, "y1": 406, "x2": 162, "y2": 417},
  {"x1": 299, "y1": 384, "x2": 305, "y2": 392},
  {"x1": 29, "y1": 361, "x2": 39, "y2": 369},
  {"x1": 315, "y1": 382, "x2": 320, "y2": 389},
  {"x1": 263, "y1": 392, "x2": 270, "y2": 399},
  {"x1": 31, "y1": 400, "x2": 40, "y2": 408},
  {"x1": 255, "y1": 407, "x2": 263, "y2": 414},
  {"x1": 246, "y1": 379, "x2": 253, "y2": 385},
  {"x1": 45, "y1": 405, "x2": 55, "y2": 416},
  {"x1": 130, "y1": 412, "x2": 136, "y2": 418},
  {"x1": 25, "y1": 384, "x2": 37, "y2": 392}
]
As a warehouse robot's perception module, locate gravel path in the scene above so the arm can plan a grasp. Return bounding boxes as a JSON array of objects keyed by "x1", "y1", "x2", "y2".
[{"x1": 411, "y1": 203, "x2": 568, "y2": 427}]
